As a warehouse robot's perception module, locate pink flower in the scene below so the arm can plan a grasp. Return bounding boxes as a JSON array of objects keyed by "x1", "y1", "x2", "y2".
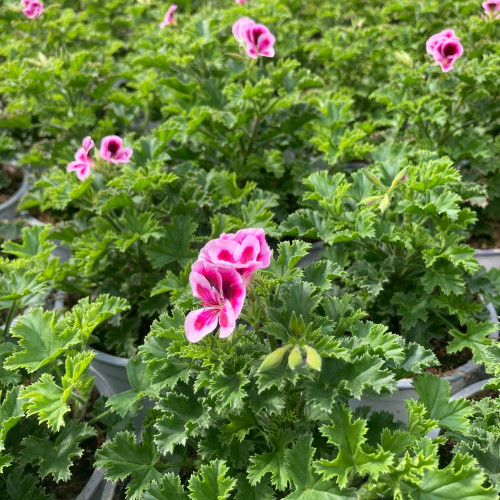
[
  {"x1": 99, "y1": 135, "x2": 133, "y2": 165},
  {"x1": 184, "y1": 261, "x2": 246, "y2": 342},
  {"x1": 160, "y1": 4, "x2": 177, "y2": 28},
  {"x1": 199, "y1": 228, "x2": 272, "y2": 283},
  {"x1": 482, "y1": 0, "x2": 500, "y2": 17},
  {"x1": 67, "y1": 136, "x2": 95, "y2": 181},
  {"x1": 22, "y1": 0, "x2": 43, "y2": 18},
  {"x1": 235, "y1": 0, "x2": 247, "y2": 3},
  {"x1": 426, "y1": 29, "x2": 463, "y2": 72},
  {"x1": 232, "y1": 17, "x2": 255, "y2": 43},
  {"x1": 243, "y1": 23, "x2": 275, "y2": 59}
]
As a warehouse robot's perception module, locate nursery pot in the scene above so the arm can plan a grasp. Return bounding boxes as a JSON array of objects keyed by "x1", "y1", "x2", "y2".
[
  {"x1": 90, "y1": 349, "x2": 131, "y2": 397},
  {"x1": 0, "y1": 168, "x2": 29, "y2": 221},
  {"x1": 449, "y1": 378, "x2": 492, "y2": 402},
  {"x1": 297, "y1": 241, "x2": 325, "y2": 268},
  {"x1": 75, "y1": 367, "x2": 117, "y2": 500},
  {"x1": 350, "y1": 302, "x2": 498, "y2": 424},
  {"x1": 474, "y1": 249, "x2": 500, "y2": 272}
]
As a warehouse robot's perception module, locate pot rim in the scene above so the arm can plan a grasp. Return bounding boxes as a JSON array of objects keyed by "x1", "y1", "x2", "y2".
[
  {"x1": 474, "y1": 248, "x2": 500, "y2": 256},
  {"x1": 449, "y1": 378, "x2": 491, "y2": 401},
  {"x1": 0, "y1": 168, "x2": 29, "y2": 212},
  {"x1": 91, "y1": 347, "x2": 129, "y2": 367}
]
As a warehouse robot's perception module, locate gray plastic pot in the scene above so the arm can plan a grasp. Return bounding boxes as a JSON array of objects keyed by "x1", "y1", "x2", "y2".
[
  {"x1": 475, "y1": 249, "x2": 500, "y2": 271},
  {"x1": 350, "y1": 302, "x2": 498, "y2": 424},
  {"x1": 75, "y1": 367, "x2": 117, "y2": 500},
  {"x1": 0, "y1": 169, "x2": 29, "y2": 220},
  {"x1": 297, "y1": 241, "x2": 325, "y2": 268},
  {"x1": 90, "y1": 349, "x2": 131, "y2": 397}
]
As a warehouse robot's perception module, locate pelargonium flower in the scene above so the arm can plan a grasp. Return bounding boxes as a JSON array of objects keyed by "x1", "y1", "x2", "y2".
[
  {"x1": 199, "y1": 228, "x2": 272, "y2": 283},
  {"x1": 235, "y1": 0, "x2": 247, "y2": 4},
  {"x1": 99, "y1": 135, "x2": 133, "y2": 165},
  {"x1": 160, "y1": 4, "x2": 177, "y2": 28},
  {"x1": 243, "y1": 23, "x2": 275, "y2": 59},
  {"x1": 482, "y1": 0, "x2": 500, "y2": 17},
  {"x1": 426, "y1": 29, "x2": 463, "y2": 72},
  {"x1": 67, "y1": 136, "x2": 95, "y2": 181},
  {"x1": 22, "y1": 0, "x2": 43, "y2": 18},
  {"x1": 232, "y1": 17, "x2": 255, "y2": 43},
  {"x1": 184, "y1": 261, "x2": 246, "y2": 342}
]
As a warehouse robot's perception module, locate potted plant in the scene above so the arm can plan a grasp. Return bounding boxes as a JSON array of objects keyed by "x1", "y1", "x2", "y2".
[
  {"x1": 25, "y1": 133, "x2": 279, "y2": 394},
  {"x1": 94, "y1": 236, "x2": 494, "y2": 498},
  {"x1": 282, "y1": 152, "x2": 499, "y2": 420},
  {"x1": 0, "y1": 290, "x2": 129, "y2": 498}
]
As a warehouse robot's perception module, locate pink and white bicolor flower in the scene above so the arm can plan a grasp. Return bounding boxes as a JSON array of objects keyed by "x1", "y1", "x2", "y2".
[
  {"x1": 426, "y1": 29, "x2": 463, "y2": 72},
  {"x1": 22, "y1": 0, "x2": 43, "y2": 18},
  {"x1": 199, "y1": 228, "x2": 272, "y2": 283},
  {"x1": 243, "y1": 23, "x2": 275, "y2": 59},
  {"x1": 67, "y1": 136, "x2": 95, "y2": 181},
  {"x1": 99, "y1": 135, "x2": 133, "y2": 165},
  {"x1": 160, "y1": 4, "x2": 177, "y2": 28},
  {"x1": 232, "y1": 17, "x2": 255, "y2": 43},
  {"x1": 482, "y1": 0, "x2": 500, "y2": 18},
  {"x1": 235, "y1": 0, "x2": 247, "y2": 4},
  {"x1": 184, "y1": 261, "x2": 246, "y2": 342}
]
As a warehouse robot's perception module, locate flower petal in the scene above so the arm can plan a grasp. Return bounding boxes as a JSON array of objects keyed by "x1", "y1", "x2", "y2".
[
  {"x1": 189, "y1": 270, "x2": 222, "y2": 306},
  {"x1": 218, "y1": 300, "x2": 236, "y2": 338},
  {"x1": 184, "y1": 307, "x2": 219, "y2": 343}
]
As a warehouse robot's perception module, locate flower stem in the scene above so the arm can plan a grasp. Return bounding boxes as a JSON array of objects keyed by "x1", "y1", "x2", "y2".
[
  {"x1": 2, "y1": 300, "x2": 18, "y2": 339},
  {"x1": 89, "y1": 408, "x2": 113, "y2": 425}
]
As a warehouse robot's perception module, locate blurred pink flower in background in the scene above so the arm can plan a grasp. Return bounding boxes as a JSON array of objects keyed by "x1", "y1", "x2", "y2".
[
  {"x1": 482, "y1": 0, "x2": 500, "y2": 17},
  {"x1": 426, "y1": 29, "x2": 463, "y2": 72},
  {"x1": 232, "y1": 17, "x2": 275, "y2": 58},
  {"x1": 67, "y1": 136, "x2": 95, "y2": 181},
  {"x1": 22, "y1": 0, "x2": 43, "y2": 18},
  {"x1": 235, "y1": 0, "x2": 247, "y2": 4},
  {"x1": 99, "y1": 135, "x2": 133, "y2": 165},
  {"x1": 160, "y1": 4, "x2": 177, "y2": 28}
]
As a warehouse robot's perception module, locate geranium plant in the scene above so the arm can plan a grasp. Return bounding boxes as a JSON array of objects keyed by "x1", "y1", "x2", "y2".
[
  {"x1": 94, "y1": 238, "x2": 495, "y2": 499},
  {"x1": 282, "y1": 152, "x2": 498, "y2": 365},
  {"x1": 21, "y1": 134, "x2": 279, "y2": 357},
  {"x1": 0, "y1": 291, "x2": 129, "y2": 496}
]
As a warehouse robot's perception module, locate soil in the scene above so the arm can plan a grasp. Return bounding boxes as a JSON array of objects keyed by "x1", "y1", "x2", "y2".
[
  {"x1": 467, "y1": 218, "x2": 500, "y2": 250},
  {"x1": 467, "y1": 388, "x2": 500, "y2": 401},
  {"x1": 425, "y1": 338, "x2": 473, "y2": 375},
  {"x1": 0, "y1": 164, "x2": 23, "y2": 204},
  {"x1": 41, "y1": 388, "x2": 107, "y2": 500},
  {"x1": 28, "y1": 207, "x2": 60, "y2": 225},
  {"x1": 438, "y1": 436, "x2": 457, "y2": 469}
]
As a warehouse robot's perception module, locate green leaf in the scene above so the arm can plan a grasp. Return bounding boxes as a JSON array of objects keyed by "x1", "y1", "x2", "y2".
[
  {"x1": 2, "y1": 225, "x2": 55, "y2": 260},
  {"x1": 144, "y1": 473, "x2": 188, "y2": 500},
  {"x1": 0, "y1": 386, "x2": 23, "y2": 451},
  {"x1": 20, "y1": 421, "x2": 95, "y2": 481},
  {"x1": 188, "y1": 459, "x2": 236, "y2": 500},
  {"x1": 406, "y1": 453, "x2": 495, "y2": 499},
  {"x1": 447, "y1": 320, "x2": 497, "y2": 364},
  {"x1": 5, "y1": 309, "x2": 78, "y2": 372},
  {"x1": 314, "y1": 406, "x2": 392, "y2": 488},
  {"x1": 145, "y1": 215, "x2": 197, "y2": 268},
  {"x1": 264, "y1": 241, "x2": 310, "y2": 281},
  {"x1": 422, "y1": 262, "x2": 465, "y2": 296},
  {"x1": 248, "y1": 447, "x2": 290, "y2": 491},
  {"x1": 21, "y1": 373, "x2": 71, "y2": 431},
  {"x1": 413, "y1": 374, "x2": 472, "y2": 432},
  {"x1": 234, "y1": 475, "x2": 274, "y2": 500},
  {"x1": 95, "y1": 431, "x2": 162, "y2": 500}
]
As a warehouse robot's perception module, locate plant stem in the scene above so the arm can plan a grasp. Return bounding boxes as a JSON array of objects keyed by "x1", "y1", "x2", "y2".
[
  {"x1": 2, "y1": 300, "x2": 18, "y2": 339},
  {"x1": 89, "y1": 408, "x2": 113, "y2": 425},
  {"x1": 70, "y1": 392, "x2": 87, "y2": 406},
  {"x1": 155, "y1": 460, "x2": 194, "y2": 471}
]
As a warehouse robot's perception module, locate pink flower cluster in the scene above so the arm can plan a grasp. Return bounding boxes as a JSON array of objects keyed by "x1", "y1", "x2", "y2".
[
  {"x1": 482, "y1": 0, "x2": 500, "y2": 18},
  {"x1": 22, "y1": 0, "x2": 43, "y2": 18},
  {"x1": 426, "y1": 29, "x2": 463, "y2": 72},
  {"x1": 232, "y1": 17, "x2": 275, "y2": 59},
  {"x1": 67, "y1": 135, "x2": 133, "y2": 180},
  {"x1": 160, "y1": 4, "x2": 177, "y2": 28},
  {"x1": 185, "y1": 228, "x2": 272, "y2": 343}
]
